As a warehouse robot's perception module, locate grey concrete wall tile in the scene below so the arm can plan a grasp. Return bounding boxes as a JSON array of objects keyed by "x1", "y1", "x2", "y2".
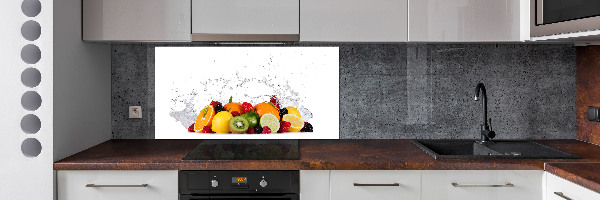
[
  {"x1": 111, "y1": 43, "x2": 576, "y2": 140},
  {"x1": 340, "y1": 44, "x2": 407, "y2": 76}
]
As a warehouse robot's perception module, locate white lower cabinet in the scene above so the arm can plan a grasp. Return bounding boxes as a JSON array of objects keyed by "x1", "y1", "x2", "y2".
[
  {"x1": 421, "y1": 170, "x2": 543, "y2": 200},
  {"x1": 57, "y1": 170, "x2": 178, "y2": 200},
  {"x1": 300, "y1": 170, "x2": 330, "y2": 200},
  {"x1": 545, "y1": 172, "x2": 600, "y2": 200},
  {"x1": 330, "y1": 170, "x2": 421, "y2": 200}
]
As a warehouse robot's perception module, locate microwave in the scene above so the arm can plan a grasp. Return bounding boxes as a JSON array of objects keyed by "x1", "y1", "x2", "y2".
[{"x1": 531, "y1": 0, "x2": 600, "y2": 39}]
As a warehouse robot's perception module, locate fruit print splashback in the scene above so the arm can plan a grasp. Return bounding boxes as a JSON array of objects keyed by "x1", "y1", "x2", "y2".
[{"x1": 155, "y1": 47, "x2": 340, "y2": 139}]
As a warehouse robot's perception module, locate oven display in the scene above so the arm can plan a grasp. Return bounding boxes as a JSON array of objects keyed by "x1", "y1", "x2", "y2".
[{"x1": 232, "y1": 177, "x2": 247, "y2": 184}]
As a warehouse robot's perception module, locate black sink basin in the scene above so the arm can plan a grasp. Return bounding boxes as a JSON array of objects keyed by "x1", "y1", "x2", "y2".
[{"x1": 412, "y1": 140, "x2": 579, "y2": 159}]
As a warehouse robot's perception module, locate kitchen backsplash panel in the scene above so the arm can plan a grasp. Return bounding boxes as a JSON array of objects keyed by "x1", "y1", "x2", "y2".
[{"x1": 112, "y1": 43, "x2": 576, "y2": 139}]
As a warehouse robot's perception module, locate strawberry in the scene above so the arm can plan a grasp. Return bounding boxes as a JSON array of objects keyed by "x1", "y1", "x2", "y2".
[
  {"x1": 270, "y1": 95, "x2": 281, "y2": 110},
  {"x1": 201, "y1": 126, "x2": 213, "y2": 133},
  {"x1": 210, "y1": 101, "x2": 222, "y2": 107},
  {"x1": 242, "y1": 102, "x2": 254, "y2": 113},
  {"x1": 262, "y1": 126, "x2": 271, "y2": 134},
  {"x1": 247, "y1": 127, "x2": 255, "y2": 134},
  {"x1": 231, "y1": 111, "x2": 241, "y2": 117},
  {"x1": 188, "y1": 124, "x2": 195, "y2": 132},
  {"x1": 278, "y1": 121, "x2": 291, "y2": 133}
]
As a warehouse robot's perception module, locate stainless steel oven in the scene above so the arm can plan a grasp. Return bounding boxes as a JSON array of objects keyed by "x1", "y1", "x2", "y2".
[
  {"x1": 179, "y1": 171, "x2": 299, "y2": 200},
  {"x1": 531, "y1": 0, "x2": 600, "y2": 37}
]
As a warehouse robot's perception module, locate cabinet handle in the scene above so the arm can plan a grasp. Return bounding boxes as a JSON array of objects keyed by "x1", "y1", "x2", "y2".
[
  {"x1": 451, "y1": 183, "x2": 514, "y2": 188},
  {"x1": 86, "y1": 184, "x2": 149, "y2": 188},
  {"x1": 353, "y1": 183, "x2": 400, "y2": 186},
  {"x1": 554, "y1": 192, "x2": 573, "y2": 200}
]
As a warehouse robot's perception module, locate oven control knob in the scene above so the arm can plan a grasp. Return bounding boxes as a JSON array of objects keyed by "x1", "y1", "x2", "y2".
[
  {"x1": 211, "y1": 180, "x2": 219, "y2": 188},
  {"x1": 259, "y1": 179, "x2": 267, "y2": 187}
]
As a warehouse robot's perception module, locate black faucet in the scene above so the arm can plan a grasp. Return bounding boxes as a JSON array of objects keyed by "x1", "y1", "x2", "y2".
[{"x1": 474, "y1": 83, "x2": 495, "y2": 143}]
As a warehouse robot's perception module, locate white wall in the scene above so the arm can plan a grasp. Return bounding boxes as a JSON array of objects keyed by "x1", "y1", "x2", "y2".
[
  {"x1": 53, "y1": 0, "x2": 111, "y2": 162},
  {"x1": 0, "y1": 0, "x2": 54, "y2": 199}
]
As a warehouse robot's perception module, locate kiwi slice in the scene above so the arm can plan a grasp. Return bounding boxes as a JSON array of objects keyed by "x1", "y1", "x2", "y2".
[{"x1": 229, "y1": 116, "x2": 249, "y2": 134}]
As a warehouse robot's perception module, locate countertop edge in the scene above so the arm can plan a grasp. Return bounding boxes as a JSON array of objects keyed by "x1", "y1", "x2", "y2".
[{"x1": 545, "y1": 162, "x2": 600, "y2": 194}]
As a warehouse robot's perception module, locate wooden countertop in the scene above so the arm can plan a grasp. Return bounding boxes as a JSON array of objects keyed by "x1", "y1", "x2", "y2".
[
  {"x1": 545, "y1": 162, "x2": 600, "y2": 194},
  {"x1": 54, "y1": 139, "x2": 600, "y2": 171}
]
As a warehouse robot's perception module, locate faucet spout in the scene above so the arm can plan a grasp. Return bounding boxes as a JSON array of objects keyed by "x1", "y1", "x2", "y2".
[{"x1": 474, "y1": 83, "x2": 495, "y2": 142}]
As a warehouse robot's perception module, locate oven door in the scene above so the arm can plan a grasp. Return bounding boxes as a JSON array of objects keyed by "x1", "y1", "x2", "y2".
[{"x1": 180, "y1": 194, "x2": 299, "y2": 200}]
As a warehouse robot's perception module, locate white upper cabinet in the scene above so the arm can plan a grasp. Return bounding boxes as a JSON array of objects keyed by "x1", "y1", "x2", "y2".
[
  {"x1": 300, "y1": 0, "x2": 408, "y2": 42},
  {"x1": 83, "y1": 0, "x2": 191, "y2": 41},
  {"x1": 409, "y1": 0, "x2": 530, "y2": 42},
  {"x1": 191, "y1": 0, "x2": 300, "y2": 41}
]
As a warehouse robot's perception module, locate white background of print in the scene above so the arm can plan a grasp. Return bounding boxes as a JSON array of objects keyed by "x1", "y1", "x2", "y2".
[{"x1": 155, "y1": 47, "x2": 339, "y2": 139}]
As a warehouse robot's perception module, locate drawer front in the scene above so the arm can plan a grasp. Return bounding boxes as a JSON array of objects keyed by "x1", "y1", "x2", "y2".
[
  {"x1": 422, "y1": 170, "x2": 542, "y2": 200},
  {"x1": 57, "y1": 170, "x2": 178, "y2": 200},
  {"x1": 330, "y1": 170, "x2": 421, "y2": 200},
  {"x1": 546, "y1": 172, "x2": 600, "y2": 200}
]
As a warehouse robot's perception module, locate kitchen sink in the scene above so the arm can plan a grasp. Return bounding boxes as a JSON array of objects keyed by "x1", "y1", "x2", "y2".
[{"x1": 412, "y1": 140, "x2": 579, "y2": 159}]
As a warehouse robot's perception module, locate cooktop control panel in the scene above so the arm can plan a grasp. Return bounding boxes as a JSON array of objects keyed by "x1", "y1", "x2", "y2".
[{"x1": 179, "y1": 171, "x2": 299, "y2": 194}]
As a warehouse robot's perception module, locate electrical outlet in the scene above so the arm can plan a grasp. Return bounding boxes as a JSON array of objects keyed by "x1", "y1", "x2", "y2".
[{"x1": 129, "y1": 106, "x2": 142, "y2": 118}]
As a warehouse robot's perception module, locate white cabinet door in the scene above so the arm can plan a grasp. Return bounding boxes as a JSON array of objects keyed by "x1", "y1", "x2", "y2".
[
  {"x1": 300, "y1": 170, "x2": 330, "y2": 200},
  {"x1": 409, "y1": 0, "x2": 529, "y2": 42},
  {"x1": 330, "y1": 170, "x2": 420, "y2": 200},
  {"x1": 422, "y1": 170, "x2": 542, "y2": 200},
  {"x1": 545, "y1": 172, "x2": 600, "y2": 200},
  {"x1": 57, "y1": 170, "x2": 178, "y2": 200},
  {"x1": 192, "y1": 0, "x2": 299, "y2": 35},
  {"x1": 83, "y1": 0, "x2": 191, "y2": 41},
  {"x1": 301, "y1": 0, "x2": 408, "y2": 42}
]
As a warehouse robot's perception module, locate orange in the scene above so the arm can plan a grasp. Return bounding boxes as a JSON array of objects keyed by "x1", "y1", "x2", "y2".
[
  {"x1": 224, "y1": 102, "x2": 243, "y2": 114},
  {"x1": 255, "y1": 102, "x2": 280, "y2": 121},
  {"x1": 194, "y1": 105, "x2": 215, "y2": 132}
]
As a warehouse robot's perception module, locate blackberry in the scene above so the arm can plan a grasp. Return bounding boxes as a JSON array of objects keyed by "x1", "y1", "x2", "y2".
[
  {"x1": 214, "y1": 104, "x2": 224, "y2": 113},
  {"x1": 253, "y1": 126, "x2": 263, "y2": 134},
  {"x1": 301, "y1": 122, "x2": 313, "y2": 132},
  {"x1": 279, "y1": 108, "x2": 288, "y2": 119}
]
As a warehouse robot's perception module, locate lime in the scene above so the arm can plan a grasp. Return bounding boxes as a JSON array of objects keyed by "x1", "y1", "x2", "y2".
[{"x1": 260, "y1": 113, "x2": 280, "y2": 133}]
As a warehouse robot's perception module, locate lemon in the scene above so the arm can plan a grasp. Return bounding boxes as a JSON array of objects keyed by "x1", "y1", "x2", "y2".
[
  {"x1": 283, "y1": 114, "x2": 304, "y2": 132},
  {"x1": 211, "y1": 111, "x2": 233, "y2": 133},
  {"x1": 260, "y1": 113, "x2": 280, "y2": 133},
  {"x1": 285, "y1": 106, "x2": 301, "y2": 118}
]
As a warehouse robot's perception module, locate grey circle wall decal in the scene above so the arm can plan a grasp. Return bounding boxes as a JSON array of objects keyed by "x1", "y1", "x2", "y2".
[
  {"x1": 21, "y1": 20, "x2": 41, "y2": 41},
  {"x1": 21, "y1": 114, "x2": 41, "y2": 134},
  {"x1": 21, "y1": 138, "x2": 42, "y2": 157},
  {"x1": 21, "y1": 44, "x2": 41, "y2": 64},
  {"x1": 21, "y1": 68, "x2": 41, "y2": 88},
  {"x1": 21, "y1": 91, "x2": 42, "y2": 111},
  {"x1": 21, "y1": 0, "x2": 41, "y2": 17}
]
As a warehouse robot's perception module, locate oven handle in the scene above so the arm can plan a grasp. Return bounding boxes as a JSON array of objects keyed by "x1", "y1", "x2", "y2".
[
  {"x1": 86, "y1": 184, "x2": 148, "y2": 188},
  {"x1": 354, "y1": 183, "x2": 400, "y2": 186}
]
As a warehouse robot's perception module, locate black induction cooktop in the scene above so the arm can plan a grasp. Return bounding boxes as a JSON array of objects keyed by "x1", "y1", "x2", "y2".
[{"x1": 182, "y1": 140, "x2": 300, "y2": 160}]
